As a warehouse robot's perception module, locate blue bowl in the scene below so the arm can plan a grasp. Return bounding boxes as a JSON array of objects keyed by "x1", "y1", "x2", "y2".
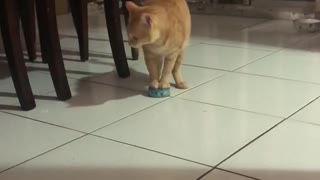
[{"x1": 148, "y1": 88, "x2": 170, "y2": 98}]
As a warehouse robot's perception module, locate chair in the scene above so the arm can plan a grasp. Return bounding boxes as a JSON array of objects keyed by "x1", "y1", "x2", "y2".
[
  {"x1": 19, "y1": 0, "x2": 132, "y2": 78},
  {"x1": 68, "y1": 0, "x2": 133, "y2": 78},
  {"x1": 16, "y1": 0, "x2": 72, "y2": 101},
  {"x1": 34, "y1": 0, "x2": 72, "y2": 100},
  {"x1": 17, "y1": 0, "x2": 37, "y2": 61},
  {"x1": 0, "y1": 0, "x2": 72, "y2": 110},
  {"x1": 121, "y1": 0, "x2": 140, "y2": 60},
  {"x1": 0, "y1": 0, "x2": 36, "y2": 110}
]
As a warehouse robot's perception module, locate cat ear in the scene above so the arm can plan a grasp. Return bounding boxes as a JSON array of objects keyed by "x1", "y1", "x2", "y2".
[
  {"x1": 141, "y1": 13, "x2": 152, "y2": 27},
  {"x1": 126, "y1": 1, "x2": 139, "y2": 12}
]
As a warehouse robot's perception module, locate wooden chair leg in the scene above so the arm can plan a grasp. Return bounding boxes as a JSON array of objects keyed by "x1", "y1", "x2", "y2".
[
  {"x1": 17, "y1": 0, "x2": 37, "y2": 61},
  {"x1": 103, "y1": 0, "x2": 130, "y2": 78},
  {"x1": 35, "y1": 1, "x2": 48, "y2": 64},
  {"x1": 0, "y1": 0, "x2": 36, "y2": 111},
  {"x1": 35, "y1": 0, "x2": 72, "y2": 101},
  {"x1": 69, "y1": 0, "x2": 89, "y2": 61},
  {"x1": 122, "y1": 0, "x2": 139, "y2": 61}
]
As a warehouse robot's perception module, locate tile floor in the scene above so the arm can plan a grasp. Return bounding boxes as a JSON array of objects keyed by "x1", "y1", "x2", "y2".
[{"x1": 1, "y1": 10, "x2": 320, "y2": 180}]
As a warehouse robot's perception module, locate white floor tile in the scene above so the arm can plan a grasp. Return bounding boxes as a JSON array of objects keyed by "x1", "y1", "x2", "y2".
[
  {"x1": 202, "y1": 169, "x2": 255, "y2": 180},
  {"x1": 59, "y1": 37, "x2": 136, "y2": 60},
  {"x1": 88, "y1": 62, "x2": 224, "y2": 96},
  {"x1": 220, "y1": 121, "x2": 320, "y2": 180},
  {"x1": 2, "y1": 12, "x2": 320, "y2": 180},
  {"x1": 285, "y1": 32, "x2": 320, "y2": 52},
  {"x1": 237, "y1": 49, "x2": 320, "y2": 84},
  {"x1": 22, "y1": 42, "x2": 139, "y2": 81},
  {"x1": 179, "y1": 73, "x2": 320, "y2": 117},
  {"x1": 191, "y1": 15, "x2": 267, "y2": 38},
  {"x1": 198, "y1": 20, "x2": 312, "y2": 51},
  {"x1": 0, "y1": 135, "x2": 209, "y2": 180},
  {"x1": 0, "y1": 62, "x2": 78, "y2": 107},
  {"x1": 52, "y1": 53, "x2": 138, "y2": 80},
  {"x1": 94, "y1": 98, "x2": 281, "y2": 166},
  {"x1": 0, "y1": 112, "x2": 82, "y2": 172},
  {"x1": 3, "y1": 80, "x2": 163, "y2": 132},
  {"x1": 184, "y1": 44, "x2": 271, "y2": 71},
  {"x1": 290, "y1": 98, "x2": 320, "y2": 126},
  {"x1": 57, "y1": 11, "x2": 129, "y2": 41}
]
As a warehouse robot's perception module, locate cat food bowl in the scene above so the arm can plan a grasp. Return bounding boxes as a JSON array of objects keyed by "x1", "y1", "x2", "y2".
[
  {"x1": 148, "y1": 87, "x2": 170, "y2": 98},
  {"x1": 293, "y1": 18, "x2": 320, "y2": 33}
]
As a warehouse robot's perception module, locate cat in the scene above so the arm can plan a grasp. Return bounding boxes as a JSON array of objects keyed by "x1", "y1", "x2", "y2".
[{"x1": 126, "y1": 0, "x2": 191, "y2": 89}]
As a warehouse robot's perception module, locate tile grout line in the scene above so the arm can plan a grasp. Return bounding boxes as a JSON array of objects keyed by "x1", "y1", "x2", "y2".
[
  {"x1": 0, "y1": 68, "x2": 225, "y2": 149},
  {"x1": 0, "y1": 134, "x2": 89, "y2": 175},
  {"x1": 23, "y1": 47, "x2": 320, "y2": 92},
  {"x1": 182, "y1": 63, "x2": 320, "y2": 87},
  {"x1": 0, "y1": 111, "x2": 87, "y2": 134},
  {"x1": 0, "y1": 76, "x2": 149, "y2": 133},
  {"x1": 290, "y1": 119, "x2": 320, "y2": 128},
  {"x1": 2, "y1": 63, "x2": 317, "y2": 131},
  {"x1": 196, "y1": 95, "x2": 320, "y2": 180},
  {"x1": 182, "y1": 63, "x2": 231, "y2": 72},
  {"x1": 0, "y1": 69, "x2": 226, "y2": 176},
  {"x1": 5, "y1": 69, "x2": 308, "y2": 177},
  {"x1": 194, "y1": 21, "x2": 319, "y2": 180},
  {"x1": 234, "y1": 71, "x2": 320, "y2": 86},
  {"x1": 0, "y1": 88, "x2": 89, "y2": 134},
  {"x1": 88, "y1": 98, "x2": 172, "y2": 133},
  {"x1": 21, "y1": 64, "x2": 319, "y2": 180},
  {"x1": 91, "y1": 134, "x2": 214, "y2": 168},
  {"x1": 89, "y1": 74, "x2": 226, "y2": 134},
  {"x1": 179, "y1": 98, "x2": 284, "y2": 119},
  {"x1": 199, "y1": 42, "x2": 274, "y2": 52},
  {"x1": 1, "y1": 29, "x2": 318, "y2": 177},
  {"x1": 232, "y1": 48, "x2": 283, "y2": 72},
  {"x1": 216, "y1": 168, "x2": 261, "y2": 180}
]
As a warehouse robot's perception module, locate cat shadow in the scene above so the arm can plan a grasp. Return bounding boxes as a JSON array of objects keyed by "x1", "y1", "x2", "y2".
[
  {"x1": 0, "y1": 52, "x2": 147, "y2": 110},
  {"x1": 0, "y1": 93, "x2": 60, "y2": 112},
  {"x1": 65, "y1": 68, "x2": 150, "y2": 108}
]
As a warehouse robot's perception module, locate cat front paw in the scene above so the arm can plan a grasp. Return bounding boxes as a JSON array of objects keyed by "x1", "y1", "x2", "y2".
[
  {"x1": 159, "y1": 81, "x2": 170, "y2": 89},
  {"x1": 149, "y1": 80, "x2": 159, "y2": 89},
  {"x1": 175, "y1": 81, "x2": 188, "y2": 89}
]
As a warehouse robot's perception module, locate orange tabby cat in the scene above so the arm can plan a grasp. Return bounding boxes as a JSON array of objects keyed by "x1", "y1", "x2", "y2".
[{"x1": 126, "y1": 0, "x2": 191, "y2": 89}]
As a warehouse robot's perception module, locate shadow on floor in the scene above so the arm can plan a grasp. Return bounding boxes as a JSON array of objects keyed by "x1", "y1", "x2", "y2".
[
  {"x1": 0, "y1": 53, "x2": 148, "y2": 110},
  {"x1": 0, "y1": 166, "x2": 209, "y2": 180},
  {"x1": 65, "y1": 69, "x2": 149, "y2": 108},
  {"x1": 0, "y1": 166, "x2": 319, "y2": 180}
]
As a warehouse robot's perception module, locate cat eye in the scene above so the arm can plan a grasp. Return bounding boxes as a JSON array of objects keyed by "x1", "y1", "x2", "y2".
[{"x1": 132, "y1": 36, "x2": 138, "y2": 41}]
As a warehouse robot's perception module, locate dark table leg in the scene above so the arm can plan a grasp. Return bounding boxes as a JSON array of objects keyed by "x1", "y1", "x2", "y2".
[
  {"x1": 103, "y1": 0, "x2": 130, "y2": 78},
  {"x1": 122, "y1": 0, "x2": 139, "y2": 60},
  {"x1": 17, "y1": 0, "x2": 37, "y2": 61},
  {"x1": 35, "y1": 0, "x2": 72, "y2": 101},
  {"x1": 0, "y1": 0, "x2": 36, "y2": 110},
  {"x1": 69, "y1": 0, "x2": 89, "y2": 61}
]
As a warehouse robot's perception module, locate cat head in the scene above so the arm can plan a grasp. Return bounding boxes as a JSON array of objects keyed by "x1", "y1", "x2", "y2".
[{"x1": 126, "y1": 2, "x2": 160, "y2": 48}]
